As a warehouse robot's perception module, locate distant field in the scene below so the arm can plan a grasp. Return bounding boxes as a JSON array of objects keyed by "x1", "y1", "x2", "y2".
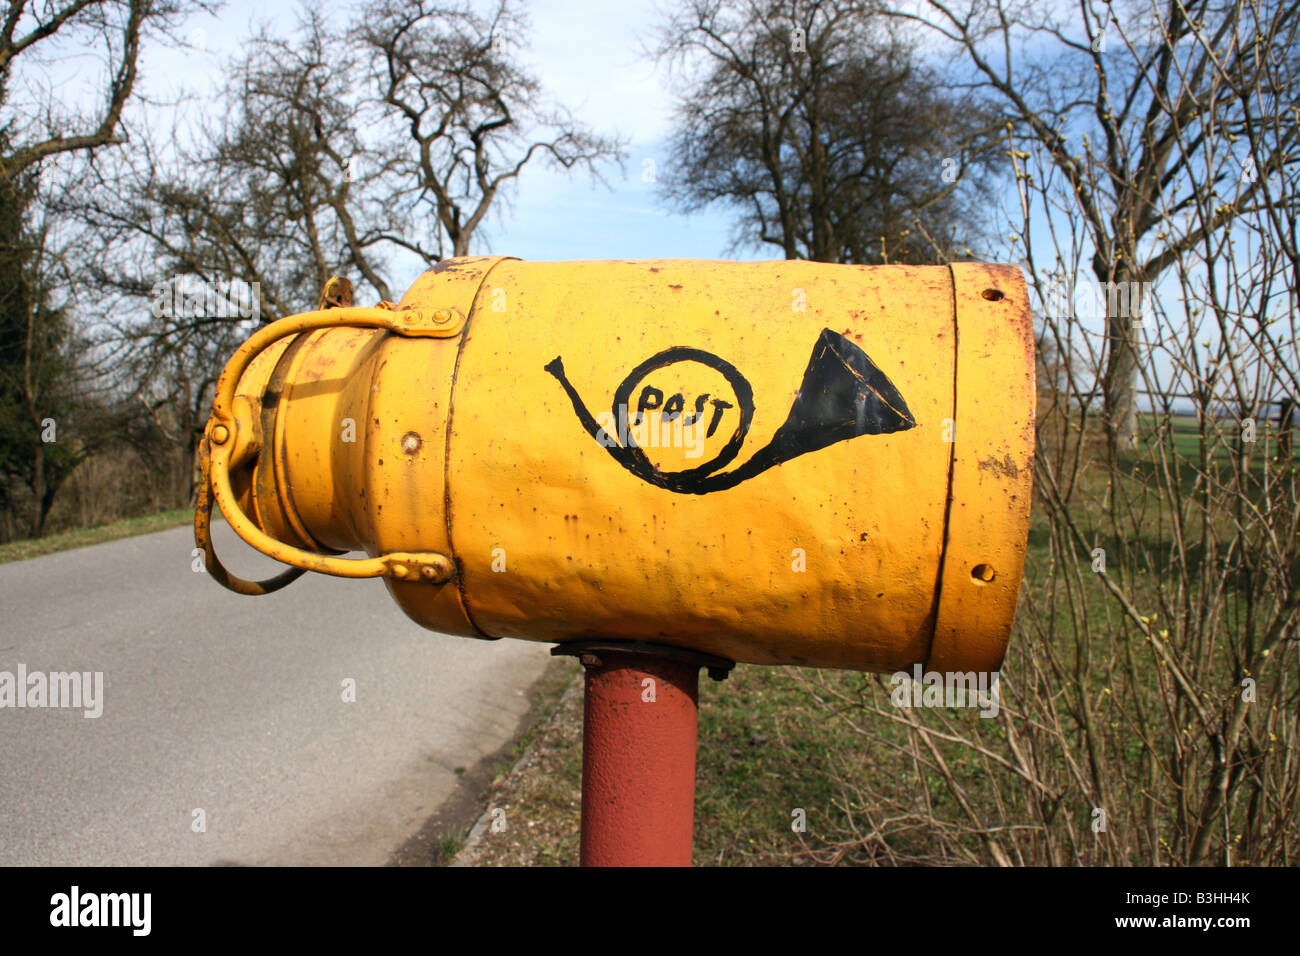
[{"x1": 1138, "y1": 411, "x2": 1293, "y2": 468}]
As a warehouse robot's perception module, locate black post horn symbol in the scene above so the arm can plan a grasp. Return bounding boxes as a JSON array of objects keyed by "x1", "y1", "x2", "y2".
[{"x1": 546, "y1": 328, "x2": 916, "y2": 495}]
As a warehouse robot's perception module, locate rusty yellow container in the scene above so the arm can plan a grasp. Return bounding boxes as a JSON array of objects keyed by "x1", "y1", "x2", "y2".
[{"x1": 198, "y1": 257, "x2": 1034, "y2": 674}]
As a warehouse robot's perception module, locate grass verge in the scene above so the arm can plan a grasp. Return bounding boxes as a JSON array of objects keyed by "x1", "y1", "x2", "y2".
[
  {"x1": 452, "y1": 662, "x2": 584, "y2": 866},
  {"x1": 0, "y1": 508, "x2": 193, "y2": 564}
]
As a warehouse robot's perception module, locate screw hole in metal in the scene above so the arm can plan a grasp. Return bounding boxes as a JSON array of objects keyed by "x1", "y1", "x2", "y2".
[
  {"x1": 981, "y1": 288, "x2": 1005, "y2": 302},
  {"x1": 972, "y1": 563, "x2": 997, "y2": 583}
]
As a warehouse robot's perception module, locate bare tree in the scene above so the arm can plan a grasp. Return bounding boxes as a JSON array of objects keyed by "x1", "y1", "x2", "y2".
[
  {"x1": 0, "y1": 0, "x2": 151, "y2": 177},
  {"x1": 82, "y1": 8, "x2": 403, "y2": 320},
  {"x1": 885, "y1": 0, "x2": 1300, "y2": 449},
  {"x1": 361, "y1": 0, "x2": 626, "y2": 258},
  {"x1": 0, "y1": 0, "x2": 200, "y2": 536},
  {"x1": 653, "y1": 0, "x2": 999, "y2": 264}
]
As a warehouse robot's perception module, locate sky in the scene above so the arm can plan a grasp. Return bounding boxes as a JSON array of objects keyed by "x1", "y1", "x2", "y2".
[
  {"x1": 25, "y1": 0, "x2": 1289, "y2": 414},
  {"x1": 130, "y1": 0, "x2": 759, "y2": 283}
]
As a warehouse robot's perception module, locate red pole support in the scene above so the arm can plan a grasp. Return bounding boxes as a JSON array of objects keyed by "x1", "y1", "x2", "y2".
[{"x1": 552, "y1": 641, "x2": 733, "y2": 867}]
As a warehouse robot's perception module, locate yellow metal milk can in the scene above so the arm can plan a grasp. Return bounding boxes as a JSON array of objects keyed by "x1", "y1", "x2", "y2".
[{"x1": 197, "y1": 257, "x2": 1034, "y2": 674}]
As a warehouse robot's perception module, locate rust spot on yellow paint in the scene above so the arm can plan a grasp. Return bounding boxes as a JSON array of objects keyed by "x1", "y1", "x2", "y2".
[{"x1": 978, "y1": 454, "x2": 1021, "y2": 479}]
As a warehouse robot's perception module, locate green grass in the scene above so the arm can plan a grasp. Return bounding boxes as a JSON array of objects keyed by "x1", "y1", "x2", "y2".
[
  {"x1": 691, "y1": 633, "x2": 1019, "y2": 865},
  {"x1": 489, "y1": 659, "x2": 578, "y2": 778},
  {"x1": 1140, "y1": 412, "x2": 1287, "y2": 472},
  {"x1": 694, "y1": 663, "x2": 868, "y2": 865},
  {"x1": 436, "y1": 831, "x2": 467, "y2": 865},
  {"x1": 1163, "y1": 415, "x2": 1207, "y2": 461},
  {"x1": 0, "y1": 507, "x2": 193, "y2": 564}
]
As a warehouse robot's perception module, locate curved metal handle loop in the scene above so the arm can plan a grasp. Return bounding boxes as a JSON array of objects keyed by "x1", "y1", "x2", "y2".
[
  {"x1": 198, "y1": 305, "x2": 458, "y2": 589},
  {"x1": 195, "y1": 436, "x2": 306, "y2": 595}
]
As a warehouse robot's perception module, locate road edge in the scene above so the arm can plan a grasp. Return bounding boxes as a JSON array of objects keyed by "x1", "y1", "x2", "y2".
[
  {"x1": 450, "y1": 670, "x2": 584, "y2": 867},
  {"x1": 388, "y1": 653, "x2": 579, "y2": 866}
]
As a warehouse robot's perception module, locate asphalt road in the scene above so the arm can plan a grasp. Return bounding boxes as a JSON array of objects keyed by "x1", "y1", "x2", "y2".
[{"x1": 0, "y1": 520, "x2": 553, "y2": 865}]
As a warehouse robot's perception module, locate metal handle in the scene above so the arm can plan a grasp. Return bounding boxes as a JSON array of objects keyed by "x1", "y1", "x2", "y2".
[{"x1": 196, "y1": 304, "x2": 460, "y2": 590}]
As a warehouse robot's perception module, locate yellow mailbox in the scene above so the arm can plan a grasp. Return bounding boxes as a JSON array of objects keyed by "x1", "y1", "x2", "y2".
[{"x1": 197, "y1": 257, "x2": 1034, "y2": 675}]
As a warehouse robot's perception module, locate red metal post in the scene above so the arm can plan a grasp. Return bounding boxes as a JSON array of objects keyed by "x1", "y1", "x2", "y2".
[{"x1": 552, "y1": 642, "x2": 732, "y2": 867}]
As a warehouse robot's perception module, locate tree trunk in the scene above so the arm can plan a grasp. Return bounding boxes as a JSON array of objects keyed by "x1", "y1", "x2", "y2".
[
  {"x1": 1099, "y1": 267, "x2": 1143, "y2": 452},
  {"x1": 30, "y1": 442, "x2": 46, "y2": 537},
  {"x1": 185, "y1": 431, "x2": 202, "y2": 508},
  {"x1": 37, "y1": 483, "x2": 57, "y2": 537},
  {"x1": 1104, "y1": 313, "x2": 1140, "y2": 451}
]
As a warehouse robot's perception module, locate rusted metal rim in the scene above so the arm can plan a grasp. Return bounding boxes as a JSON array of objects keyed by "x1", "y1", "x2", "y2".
[{"x1": 552, "y1": 640, "x2": 735, "y2": 682}]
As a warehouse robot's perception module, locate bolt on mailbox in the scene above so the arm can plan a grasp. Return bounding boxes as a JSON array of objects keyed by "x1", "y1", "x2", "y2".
[{"x1": 197, "y1": 256, "x2": 1034, "y2": 676}]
